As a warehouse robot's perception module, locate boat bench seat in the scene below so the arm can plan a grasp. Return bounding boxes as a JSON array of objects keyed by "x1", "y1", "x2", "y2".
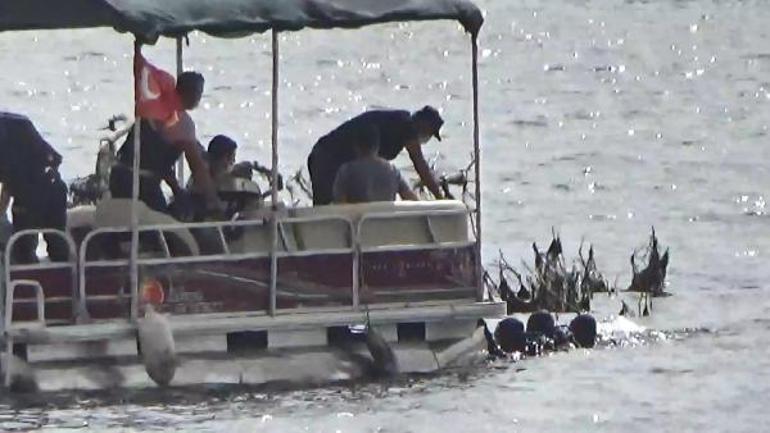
[
  {"x1": 289, "y1": 200, "x2": 470, "y2": 251},
  {"x1": 67, "y1": 200, "x2": 470, "y2": 258},
  {"x1": 91, "y1": 198, "x2": 200, "y2": 256}
]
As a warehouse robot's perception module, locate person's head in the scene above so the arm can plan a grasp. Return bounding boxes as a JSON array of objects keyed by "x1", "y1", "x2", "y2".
[
  {"x1": 207, "y1": 135, "x2": 237, "y2": 173},
  {"x1": 569, "y1": 314, "x2": 597, "y2": 348},
  {"x1": 353, "y1": 124, "x2": 380, "y2": 158},
  {"x1": 176, "y1": 71, "x2": 205, "y2": 110},
  {"x1": 412, "y1": 105, "x2": 444, "y2": 145},
  {"x1": 494, "y1": 317, "x2": 526, "y2": 354}
]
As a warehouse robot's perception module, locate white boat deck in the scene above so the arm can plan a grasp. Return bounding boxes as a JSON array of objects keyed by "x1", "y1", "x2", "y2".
[{"x1": 8, "y1": 301, "x2": 504, "y2": 345}]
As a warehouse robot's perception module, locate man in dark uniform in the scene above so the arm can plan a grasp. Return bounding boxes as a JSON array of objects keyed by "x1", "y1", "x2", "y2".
[
  {"x1": 307, "y1": 105, "x2": 445, "y2": 205},
  {"x1": 0, "y1": 113, "x2": 68, "y2": 263}
]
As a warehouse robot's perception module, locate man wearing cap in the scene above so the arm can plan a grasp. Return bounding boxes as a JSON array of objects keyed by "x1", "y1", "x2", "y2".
[{"x1": 307, "y1": 106, "x2": 445, "y2": 205}]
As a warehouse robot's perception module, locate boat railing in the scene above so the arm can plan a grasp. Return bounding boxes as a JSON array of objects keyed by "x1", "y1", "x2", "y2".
[
  {"x1": 77, "y1": 215, "x2": 357, "y2": 318},
  {"x1": 3, "y1": 206, "x2": 479, "y2": 329},
  {"x1": 356, "y1": 209, "x2": 476, "y2": 253},
  {"x1": 355, "y1": 208, "x2": 480, "y2": 302},
  {"x1": 5, "y1": 280, "x2": 47, "y2": 330},
  {"x1": 2, "y1": 229, "x2": 79, "y2": 331}
]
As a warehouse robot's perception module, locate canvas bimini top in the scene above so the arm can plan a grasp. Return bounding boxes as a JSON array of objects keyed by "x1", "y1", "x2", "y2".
[{"x1": 0, "y1": 0, "x2": 483, "y2": 40}]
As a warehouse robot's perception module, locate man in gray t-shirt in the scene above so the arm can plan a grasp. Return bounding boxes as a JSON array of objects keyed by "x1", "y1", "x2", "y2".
[{"x1": 332, "y1": 125, "x2": 418, "y2": 204}]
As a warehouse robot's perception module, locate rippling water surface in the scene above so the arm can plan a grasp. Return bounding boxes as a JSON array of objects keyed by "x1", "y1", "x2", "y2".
[{"x1": 1, "y1": 0, "x2": 769, "y2": 431}]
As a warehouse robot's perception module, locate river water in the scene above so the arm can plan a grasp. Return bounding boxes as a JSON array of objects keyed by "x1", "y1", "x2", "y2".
[{"x1": 1, "y1": 0, "x2": 769, "y2": 431}]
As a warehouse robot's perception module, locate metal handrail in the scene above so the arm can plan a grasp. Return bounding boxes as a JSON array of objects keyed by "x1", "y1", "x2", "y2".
[
  {"x1": 360, "y1": 240, "x2": 475, "y2": 254},
  {"x1": 2, "y1": 229, "x2": 78, "y2": 331},
  {"x1": 5, "y1": 279, "x2": 46, "y2": 330},
  {"x1": 78, "y1": 214, "x2": 357, "y2": 319},
  {"x1": 75, "y1": 208, "x2": 477, "y2": 322},
  {"x1": 355, "y1": 208, "x2": 477, "y2": 305},
  {"x1": 2, "y1": 278, "x2": 47, "y2": 388}
]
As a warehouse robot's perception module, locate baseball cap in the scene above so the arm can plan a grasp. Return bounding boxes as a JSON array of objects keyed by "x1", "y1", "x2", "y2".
[{"x1": 413, "y1": 105, "x2": 444, "y2": 141}]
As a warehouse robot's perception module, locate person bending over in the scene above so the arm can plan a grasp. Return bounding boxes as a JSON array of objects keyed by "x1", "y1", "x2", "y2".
[{"x1": 309, "y1": 105, "x2": 444, "y2": 205}]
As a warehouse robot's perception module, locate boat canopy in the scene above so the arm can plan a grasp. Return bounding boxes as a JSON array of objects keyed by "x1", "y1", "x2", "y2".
[{"x1": 0, "y1": 0, "x2": 484, "y2": 40}]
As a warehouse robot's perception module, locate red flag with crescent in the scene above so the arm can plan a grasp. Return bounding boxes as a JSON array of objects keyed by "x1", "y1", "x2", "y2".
[{"x1": 133, "y1": 51, "x2": 181, "y2": 125}]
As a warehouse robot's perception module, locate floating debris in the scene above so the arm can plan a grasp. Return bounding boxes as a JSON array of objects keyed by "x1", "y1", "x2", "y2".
[
  {"x1": 627, "y1": 227, "x2": 670, "y2": 297},
  {"x1": 493, "y1": 231, "x2": 609, "y2": 314},
  {"x1": 490, "y1": 228, "x2": 671, "y2": 316}
]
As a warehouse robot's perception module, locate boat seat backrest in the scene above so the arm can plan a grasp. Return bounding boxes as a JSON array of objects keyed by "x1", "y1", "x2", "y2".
[
  {"x1": 93, "y1": 199, "x2": 200, "y2": 256},
  {"x1": 226, "y1": 206, "x2": 297, "y2": 254},
  {"x1": 66, "y1": 205, "x2": 97, "y2": 231},
  {"x1": 290, "y1": 200, "x2": 469, "y2": 250},
  {"x1": 288, "y1": 218, "x2": 352, "y2": 251}
]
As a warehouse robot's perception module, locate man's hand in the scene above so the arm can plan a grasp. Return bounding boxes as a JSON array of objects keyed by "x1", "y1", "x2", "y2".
[
  {"x1": 406, "y1": 141, "x2": 443, "y2": 199},
  {"x1": 163, "y1": 173, "x2": 183, "y2": 196}
]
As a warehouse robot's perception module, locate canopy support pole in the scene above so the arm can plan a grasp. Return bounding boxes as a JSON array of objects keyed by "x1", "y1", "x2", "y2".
[
  {"x1": 130, "y1": 40, "x2": 142, "y2": 321},
  {"x1": 175, "y1": 36, "x2": 185, "y2": 185},
  {"x1": 471, "y1": 35, "x2": 483, "y2": 301},
  {"x1": 269, "y1": 30, "x2": 279, "y2": 316}
]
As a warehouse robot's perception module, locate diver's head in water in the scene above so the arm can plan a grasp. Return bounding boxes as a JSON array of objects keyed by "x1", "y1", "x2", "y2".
[
  {"x1": 526, "y1": 310, "x2": 556, "y2": 339},
  {"x1": 494, "y1": 317, "x2": 526, "y2": 353},
  {"x1": 569, "y1": 314, "x2": 597, "y2": 348}
]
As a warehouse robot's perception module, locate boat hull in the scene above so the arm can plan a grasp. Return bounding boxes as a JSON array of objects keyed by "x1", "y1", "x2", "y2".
[{"x1": 6, "y1": 301, "x2": 504, "y2": 391}]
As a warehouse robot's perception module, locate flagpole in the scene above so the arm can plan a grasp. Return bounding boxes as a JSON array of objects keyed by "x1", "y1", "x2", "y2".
[
  {"x1": 175, "y1": 36, "x2": 185, "y2": 185},
  {"x1": 130, "y1": 40, "x2": 142, "y2": 322}
]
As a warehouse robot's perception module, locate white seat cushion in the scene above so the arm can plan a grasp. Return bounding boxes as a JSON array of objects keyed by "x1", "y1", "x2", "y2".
[
  {"x1": 290, "y1": 200, "x2": 470, "y2": 249},
  {"x1": 93, "y1": 199, "x2": 199, "y2": 256}
]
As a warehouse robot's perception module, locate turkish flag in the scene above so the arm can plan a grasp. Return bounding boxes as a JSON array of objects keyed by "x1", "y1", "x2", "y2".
[{"x1": 133, "y1": 49, "x2": 181, "y2": 125}]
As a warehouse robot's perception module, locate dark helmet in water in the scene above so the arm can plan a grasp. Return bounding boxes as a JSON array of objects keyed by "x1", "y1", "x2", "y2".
[
  {"x1": 494, "y1": 317, "x2": 526, "y2": 353},
  {"x1": 526, "y1": 310, "x2": 556, "y2": 339},
  {"x1": 569, "y1": 314, "x2": 597, "y2": 348}
]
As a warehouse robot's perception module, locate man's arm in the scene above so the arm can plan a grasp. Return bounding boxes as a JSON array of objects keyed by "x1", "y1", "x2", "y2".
[
  {"x1": 397, "y1": 174, "x2": 419, "y2": 201},
  {"x1": 405, "y1": 141, "x2": 443, "y2": 199},
  {"x1": 180, "y1": 140, "x2": 221, "y2": 209},
  {"x1": 167, "y1": 116, "x2": 222, "y2": 212}
]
